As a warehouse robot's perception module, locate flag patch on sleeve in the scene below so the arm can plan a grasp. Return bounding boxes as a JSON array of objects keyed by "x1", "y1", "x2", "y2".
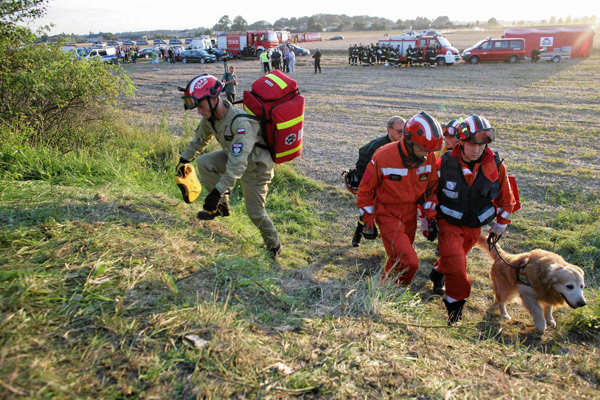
[{"x1": 236, "y1": 128, "x2": 245, "y2": 135}]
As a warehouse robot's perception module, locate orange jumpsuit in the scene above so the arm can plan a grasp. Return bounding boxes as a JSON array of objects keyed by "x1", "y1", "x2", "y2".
[
  {"x1": 357, "y1": 140, "x2": 439, "y2": 285},
  {"x1": 435, "y1": 146, "x2": 515, "y2": 301}
]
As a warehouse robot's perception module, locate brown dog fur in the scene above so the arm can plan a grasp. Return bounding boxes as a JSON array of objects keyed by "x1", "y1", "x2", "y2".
[{"x1": 477, "y1": 235, "x2": 586, "y2": 333}]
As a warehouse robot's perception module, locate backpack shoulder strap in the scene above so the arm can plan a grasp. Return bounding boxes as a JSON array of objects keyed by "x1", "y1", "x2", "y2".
[{"x1": 229, "y1": 113, "x2": 271, "y2": 153}]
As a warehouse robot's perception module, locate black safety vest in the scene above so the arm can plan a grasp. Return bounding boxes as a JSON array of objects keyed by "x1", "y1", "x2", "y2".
[{"x1": 438, "y1": 152, "x2": 501, "y2": 228}]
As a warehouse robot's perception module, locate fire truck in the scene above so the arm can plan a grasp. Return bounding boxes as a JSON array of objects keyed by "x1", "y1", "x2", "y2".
[
  {"x1": 217, "y1": 31, "x2": 279, "y2": 58},
  {"x1": 378, "y1": 32, "x2": 460, "y2": 66},
  {"x1": 503, "y1": 26, "x2": 595, "y2": 62},
  {"x1": 290, "y1": 32, "x2": 323, "y2": 43}
]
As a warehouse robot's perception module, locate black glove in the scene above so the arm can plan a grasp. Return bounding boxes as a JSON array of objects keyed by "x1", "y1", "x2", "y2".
[
  {"x1": 203, "y1": 188, "x2": 222, "y2": 212},
  {"x1": 176, "y1": 157, "x2": 189, "y2": 177},
  {"x1": 426, "y1": 219, "x2": 439, "y2": 242},
  {"x1": 362, "y1": 219, "x2": 379, "y2": 240}
]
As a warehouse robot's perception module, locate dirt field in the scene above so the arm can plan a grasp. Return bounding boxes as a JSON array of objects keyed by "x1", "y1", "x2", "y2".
[{"x1": 122, "y1": 30, "x2": 600, "y2": 198}]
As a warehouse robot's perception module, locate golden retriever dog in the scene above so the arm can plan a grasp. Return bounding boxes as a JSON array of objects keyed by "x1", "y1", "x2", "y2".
[{"x1": 477, "y1": 235, "x2": 586, "y2": 333}]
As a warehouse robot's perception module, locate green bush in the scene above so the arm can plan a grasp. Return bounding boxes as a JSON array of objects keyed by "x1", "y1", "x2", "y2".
[{"x1": 0, "y1": 40, "x2": 134, "y2": 150}]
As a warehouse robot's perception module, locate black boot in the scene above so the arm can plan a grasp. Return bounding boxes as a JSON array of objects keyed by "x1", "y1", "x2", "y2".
[
  {"x1": 443, "y1": 299, "x2": 466, "y2": 325},
  {"x1": 268, "y1": 244, "x2": 282, "y2": 259},
  {"x1": 197, "y1": 201, "x2": 231, "y2": 220},
  {"x1": 352, "y1": 219, "x2": 363, "y2": 247},
  {"x1": 429, "y1": 269, "x2": 445, "y2": 296}
]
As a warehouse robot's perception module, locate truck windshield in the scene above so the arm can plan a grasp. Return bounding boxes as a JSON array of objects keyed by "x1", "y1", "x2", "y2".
[
  {"x1": 437, "y1": 37, "x2": 451, "y2": 47},
  {"x1": 267, "y1": 32, "x2": 277, "y2": 42}
]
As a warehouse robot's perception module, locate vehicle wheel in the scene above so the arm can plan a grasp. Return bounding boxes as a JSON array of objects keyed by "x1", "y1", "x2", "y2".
[
  {"x1": 552, "y1": 56, "x2": 561, "y2": 63},
  {"x1": 256, "y1": 49, "x2": 263, "y2": 59},
  {"x1": 437, "y1": 58, "x2": 446, "y2": 66},
  {"x1": 508, "y1": 55, "x2": 518, "y2": 63},
  {"x1": 227, "y1": 51, "x2": 234, "y2": 59},
  {"x1": 183, "y1": 58, "x2": 187, "y2": 64},
  {"x1": 200, "y1": 58, "x2": 205, "y2": 64},
  {"x1": 110, "y1": 58, "x2": 117, "y2": 65},
  {"x1": 469, "y1": 56, "x2": 480, "y2": 65}
]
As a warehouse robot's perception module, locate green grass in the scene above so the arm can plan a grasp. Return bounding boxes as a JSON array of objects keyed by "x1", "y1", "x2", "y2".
[{"x1": 2, "y1": 64, "x2": 600, "y2": 397}]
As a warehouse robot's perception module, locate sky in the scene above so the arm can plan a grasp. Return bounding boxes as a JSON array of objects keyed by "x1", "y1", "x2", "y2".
[{"x1": 29, "y1": 0, "x2": 599, "y2": 36}]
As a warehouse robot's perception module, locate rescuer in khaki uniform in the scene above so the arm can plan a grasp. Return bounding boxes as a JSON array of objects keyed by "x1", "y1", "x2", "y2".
[{"x1": 177, "y1": 74, "x2": 281, "y2": 257}]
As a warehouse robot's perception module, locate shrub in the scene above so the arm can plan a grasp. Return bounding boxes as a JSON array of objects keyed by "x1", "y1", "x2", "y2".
[{"x1": 0, "y1": 40, "x2": 134, "y2": 151}]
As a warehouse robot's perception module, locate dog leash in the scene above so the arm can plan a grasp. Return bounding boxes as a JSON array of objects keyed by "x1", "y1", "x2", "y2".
[{"x1": 487, "y1": 233, "x2": 531, "y2": 286}]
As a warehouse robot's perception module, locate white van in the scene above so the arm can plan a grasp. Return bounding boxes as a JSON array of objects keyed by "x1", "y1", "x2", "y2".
[
  {"x1": 86, "y1": 47, "x2": 118, "y2": 64},
  {"x1": 186, "y1": 38, "x2": 212, "y2": 50}
]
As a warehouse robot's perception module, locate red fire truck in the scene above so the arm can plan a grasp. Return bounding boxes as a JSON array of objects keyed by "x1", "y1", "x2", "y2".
[
  {"x1": 291, "y1": 32, "x2": 323, "y2": 43},
  {"x1": 217, "y1": 31, "x2": 279, "y2": 58},
  {"x1": 503, "y1": 26, "x2": 595, "y2": 62},
  {"x1": 378, "y1": 32, "x2": 460, "y2": 66}
]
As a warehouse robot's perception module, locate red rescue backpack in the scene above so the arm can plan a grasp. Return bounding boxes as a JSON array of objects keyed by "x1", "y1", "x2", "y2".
[{"x1": 231, "y1": 70, "x2": 305, "y2": 164}]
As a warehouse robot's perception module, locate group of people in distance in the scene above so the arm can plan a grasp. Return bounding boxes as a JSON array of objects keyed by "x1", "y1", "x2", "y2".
[
  {"x1": 346, "y1": 112, "x2": 515, "y2": 324},
  {"x1": 349, "y1": 43, "x2": 441, "y2": 68}
]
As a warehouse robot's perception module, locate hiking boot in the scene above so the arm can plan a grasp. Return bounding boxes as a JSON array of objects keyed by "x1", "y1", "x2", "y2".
[
  {"x1": 429, "y1": 269, "x2": 445, "y2": 296},
  {"x1": 352, "y1": 220, "x2": 363, "y2": 247},
  {"x1": 443, "y1": 299, "x2": 466, "y2": 325},
  {"x1": 197, "y1": 201, "x2": 231, "y2": 221},
  {"x1": 268, "y1": 244, "x2": 282, "y2": 259}
]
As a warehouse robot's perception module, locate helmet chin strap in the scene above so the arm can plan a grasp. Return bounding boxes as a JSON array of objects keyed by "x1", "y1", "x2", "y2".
[
  {"x1": 207, "y1": 97, "x2": 220, "y2": 130},
  {"x1": 401, "y1": 138, "x2": 426, "y2": 168}
]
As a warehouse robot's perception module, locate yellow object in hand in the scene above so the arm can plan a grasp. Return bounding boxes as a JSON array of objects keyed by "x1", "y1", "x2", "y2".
[{"x1": 175, "y1": 163, "x2": 202, "y2": 203}]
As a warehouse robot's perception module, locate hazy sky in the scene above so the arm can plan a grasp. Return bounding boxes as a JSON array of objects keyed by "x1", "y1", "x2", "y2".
[{"x1": 29, "y1": 0, "x2": 599, "y2": 35}]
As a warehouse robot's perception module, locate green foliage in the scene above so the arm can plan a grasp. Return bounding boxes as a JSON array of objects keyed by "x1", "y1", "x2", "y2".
[{"x1": 0, "y1": 43, "x2": 134, "y2": 150}]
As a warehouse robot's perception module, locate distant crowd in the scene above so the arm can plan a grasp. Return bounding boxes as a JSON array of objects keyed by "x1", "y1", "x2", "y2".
[{"x1": 349, "y1": 43, "x2": 442, "y2": 68}]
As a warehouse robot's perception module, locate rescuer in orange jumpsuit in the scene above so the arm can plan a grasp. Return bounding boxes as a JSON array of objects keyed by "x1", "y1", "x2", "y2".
[
  {"x1": 432, "y1": 114, "x2": 516, "y2": 324},
  {"x1": 357, "y1": 111, "x2": 444, "y2": 285}
]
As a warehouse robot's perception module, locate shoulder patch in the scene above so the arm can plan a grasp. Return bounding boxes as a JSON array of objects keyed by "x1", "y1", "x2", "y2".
[
  {"x1": 232, "y1": 143, "x2": 243, "y2": 156},
  {"x1": 237, "y1": 128, "x2": 245, "y2": 135}
]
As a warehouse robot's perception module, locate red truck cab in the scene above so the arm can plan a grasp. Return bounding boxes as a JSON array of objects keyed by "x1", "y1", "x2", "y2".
[{"x1": 461, "y1": 38, "x2": 526, "y2": 64}]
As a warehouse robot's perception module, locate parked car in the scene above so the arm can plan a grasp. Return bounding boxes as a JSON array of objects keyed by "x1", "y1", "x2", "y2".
[
  {"x1": 138, "y1": 48, "x2": 158, "y2": 58},
  {"x1": 153, "y1": 39, "x2": 167, "y2": 45},
  {"x1": 122, "y1": 40, "x2": 134, "y2": 46},
  {"x1": 107, "y1": 40, "x2": 120, "y2": 46},
  {"x1": 330, "y1": 35, "x2": 344, "y2": 40},
  {"x1": 205, "y1": 47, "x2": 225, "y2": 60},
  {"x1": 461, "y1": 38, "x2": 526, "y2": 64},
  {"x1": 180, "y1": 49, "x2": 217, "y2": 64},
  {"x1": 281, "y1": 44, "x2": 310, "y2": 56},
  {"x1": 169, "y1": 39, "x2": 183, "y2": 45},
  {"x1": 136, "y1": 40, "x2": 149, "y2": 46}
]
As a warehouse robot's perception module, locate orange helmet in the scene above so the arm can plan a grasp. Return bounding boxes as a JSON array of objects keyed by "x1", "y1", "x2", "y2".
[
  {"x1": 458, "y1": 115, "x2": 495, "y2": 144},
  {"x1": 181, "y1": 74, "x2": 222, "y2": 110},
  {"x1": 403, "y1": 111, "x2": 443, "y2": 152}
]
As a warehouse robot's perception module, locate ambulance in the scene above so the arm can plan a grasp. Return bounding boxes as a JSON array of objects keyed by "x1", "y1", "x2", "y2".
[{"x1": 378, "y1": 32, "x2": 460, "y2": 66}]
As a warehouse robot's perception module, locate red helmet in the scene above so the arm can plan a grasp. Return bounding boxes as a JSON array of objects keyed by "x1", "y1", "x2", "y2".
[
  {"x1": 181, "y1": 74, "x2": 222, "y2": 110},
  {"x1": 458, "y1": 114, "x2": 495, "y2": 144},
  {"x1": 403, "y1": 111, "x2": 443, "y2": 152},
  {"x1": 343, "y1": 169, "x2": 360, "y2": 195},
  {"x1": 443, "y1": 119, "x2": 460, "y2": 137}
]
